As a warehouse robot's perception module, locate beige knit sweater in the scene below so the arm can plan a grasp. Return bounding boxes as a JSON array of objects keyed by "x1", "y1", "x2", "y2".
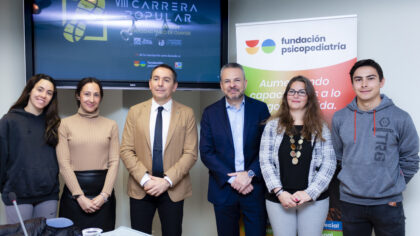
[{"x1": 56, "y1": 107, "x2": 119, "y2": 196}]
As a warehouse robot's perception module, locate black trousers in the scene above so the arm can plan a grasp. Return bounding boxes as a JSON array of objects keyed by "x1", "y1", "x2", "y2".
[
  {"x1": 341, "y1": 200, "x2": 405, "y2": 236},
  {"x1": 130, "y1": 192, "x2": 184, "y2": 236},
  {"x1": 59, "y1": 170, "x2": 116, "y2": 232}
]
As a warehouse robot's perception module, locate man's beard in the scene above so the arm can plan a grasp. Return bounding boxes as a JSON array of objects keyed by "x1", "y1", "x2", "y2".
[{"x1": 226, "y1": 91, "x2": 244, "y2": 101}]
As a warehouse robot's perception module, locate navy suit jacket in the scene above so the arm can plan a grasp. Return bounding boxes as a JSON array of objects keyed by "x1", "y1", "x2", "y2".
[{"x1": 200, "y1": 96, "x2": 270, "y2": 205}]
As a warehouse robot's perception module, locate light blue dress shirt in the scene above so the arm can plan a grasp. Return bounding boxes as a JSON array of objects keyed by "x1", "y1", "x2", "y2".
[{"x1": 226, "y1": 98, "x2": 245, "y2": 183}]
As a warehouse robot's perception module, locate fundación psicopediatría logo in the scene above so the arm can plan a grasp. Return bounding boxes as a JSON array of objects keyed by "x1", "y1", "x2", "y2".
[
  {"x1": 63, "y1": 0, "x2": 107, "y2": 43},
  {"x1": 134, "y1": 61, "x2": 146, "y2": 67},
  {"x1": 245, "y1": 39, "x2": 276, "y2": 55},
  {"x1": 174, "y1": 62, "x2": 183, "y2": 69}
]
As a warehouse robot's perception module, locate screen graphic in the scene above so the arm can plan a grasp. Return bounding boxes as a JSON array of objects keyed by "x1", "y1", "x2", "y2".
[{"x1": 30, "y1": 0, "x2": 224, "y2": 88}]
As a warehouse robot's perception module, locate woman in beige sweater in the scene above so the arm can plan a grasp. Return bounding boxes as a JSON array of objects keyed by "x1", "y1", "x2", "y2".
[{"x1": 56, "y1": 78, "x2": 119, "y2": 231}]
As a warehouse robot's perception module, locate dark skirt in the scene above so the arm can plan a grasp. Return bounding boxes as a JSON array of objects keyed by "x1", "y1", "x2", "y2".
[{"x1": 59, "y1": 170, "x2": 116, "y2": 232}]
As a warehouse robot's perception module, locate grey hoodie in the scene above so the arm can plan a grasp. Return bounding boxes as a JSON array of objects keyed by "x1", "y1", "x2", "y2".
[{"x1": 332, "y1": 94, "x2": 419, "y2": 205}]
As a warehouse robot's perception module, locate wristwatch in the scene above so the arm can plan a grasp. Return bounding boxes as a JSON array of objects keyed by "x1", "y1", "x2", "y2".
[
  {"x1": 100, "y1": 192, "x2": 109, "y2": 202},
  {"x1": 247, "y1": 170, "x2": 255, "y2": 178}
]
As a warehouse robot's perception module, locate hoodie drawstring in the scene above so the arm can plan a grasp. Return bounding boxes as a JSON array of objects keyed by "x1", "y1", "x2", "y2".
[
  {"x1": 354, "y1": 110, "x2": 357, "y2": 143},
  {"x1": 354, "y1": 110, "x2": 377, "y2": 143},
  {"x1": 373, "y1": 110, "x2": 376, "y2": 136}
]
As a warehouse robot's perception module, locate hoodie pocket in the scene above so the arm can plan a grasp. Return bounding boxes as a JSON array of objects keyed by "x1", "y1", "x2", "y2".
[
  {"x1": 338, "y1": 163, "x2": 405, "y2": 198},
  {"x1": 9, "y1": 166, "x2": 58, "y2": 197}
]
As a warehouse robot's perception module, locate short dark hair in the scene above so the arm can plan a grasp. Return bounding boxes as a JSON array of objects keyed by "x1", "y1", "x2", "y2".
[
  {"x1": 150, "y1": 64, "x2": 177, "y2": 83},
  {"x1": 349, "y1": 59, "x2": 384, "y2": 83},
  {"x1": 220, "y1": 62, "x2": 246, "y2": 81},
  {"x1": 75, "y1": 77, "x2": 104, "y2": 107}
]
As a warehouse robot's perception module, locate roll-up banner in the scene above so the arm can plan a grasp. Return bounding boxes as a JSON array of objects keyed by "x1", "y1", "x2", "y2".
[{"x1": 237, "y1": 15, "x2": 357, "y2": 236}]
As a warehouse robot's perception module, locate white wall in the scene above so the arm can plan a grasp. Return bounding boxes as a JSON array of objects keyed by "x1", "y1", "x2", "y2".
[
  {"x1": 0, "y1": 0, "x2": 26, "y2": 120},
  {"x1": 1, "y1": 0, "x2": 420, "y2": 235}
]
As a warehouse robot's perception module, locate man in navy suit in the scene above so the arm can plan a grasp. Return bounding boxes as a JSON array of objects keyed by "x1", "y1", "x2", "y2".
[{"x1": 200, "y1": 62, "x2": 270, "y2": 236}]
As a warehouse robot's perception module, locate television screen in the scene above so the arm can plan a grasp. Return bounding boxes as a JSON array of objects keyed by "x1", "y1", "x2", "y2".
[{"x1": 24, "y1": 0, "x2": 227, "y2": 89}]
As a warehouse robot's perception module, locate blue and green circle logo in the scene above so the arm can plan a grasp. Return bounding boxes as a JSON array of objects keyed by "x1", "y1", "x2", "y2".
[{"x1": 261, "y1": 39, "x2": 276, "y2": 54}]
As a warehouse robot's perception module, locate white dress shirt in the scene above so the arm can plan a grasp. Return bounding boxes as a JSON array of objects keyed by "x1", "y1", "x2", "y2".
[{"x1": 140, "y1": 99, "x2": 173, "y2": 187}]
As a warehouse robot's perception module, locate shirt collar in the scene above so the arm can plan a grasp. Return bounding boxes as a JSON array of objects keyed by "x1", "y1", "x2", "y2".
[
  {"x1": 152, "y1": 98, "x2": 172, "y2": 112},
  {"x1": 225, "y1": 97, "x2": 245, "y2": 110}
]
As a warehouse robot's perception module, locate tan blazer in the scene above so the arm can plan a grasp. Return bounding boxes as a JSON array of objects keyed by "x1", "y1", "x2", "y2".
[{"x1": 120, "y1": 99, "x2": 198, "y2": 202}]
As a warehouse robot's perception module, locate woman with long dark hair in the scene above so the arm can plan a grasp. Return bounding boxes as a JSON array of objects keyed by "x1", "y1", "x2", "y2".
[
  {"x1": 259, "y1": 75, "x2": 336, "y2": 236},
  {"x1": 0, "y1": 74, "x2": 60, "y2": 223},
  {"x1": 56, "y1": 77, "x2": 119, "y2": 231}
]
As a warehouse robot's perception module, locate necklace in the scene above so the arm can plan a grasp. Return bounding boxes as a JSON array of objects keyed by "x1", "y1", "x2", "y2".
[{"x1": 289, "y1": 134, "x2": 303, "y2": 165}]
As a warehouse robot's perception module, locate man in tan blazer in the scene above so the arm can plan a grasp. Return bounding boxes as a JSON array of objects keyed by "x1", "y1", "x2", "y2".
[{"x1": 120, "y1": 64, "x2": 198, "y2": 236}]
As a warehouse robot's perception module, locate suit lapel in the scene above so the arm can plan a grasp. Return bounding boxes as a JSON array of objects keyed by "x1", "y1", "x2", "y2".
[
  {"x1": 165, "y1": 101, "x2": 180, "y2": 150},
  {"x1": 143, "y1": 100, "x2": 152, "y2": 151},
  {"x1": 243, "y1": 97, "x2": 251, "y2": 148},
  {"x1": 220, "y1": 98, "x2": 234, "y2": 148}
]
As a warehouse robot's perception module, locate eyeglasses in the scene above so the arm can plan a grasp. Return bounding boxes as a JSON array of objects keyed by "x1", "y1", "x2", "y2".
[{"x1": 287, "y1": 89, "x2": 307, "y2": 97}]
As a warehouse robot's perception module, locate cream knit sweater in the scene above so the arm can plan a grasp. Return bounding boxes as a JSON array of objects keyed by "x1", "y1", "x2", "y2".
[{"x1": 56, "y1": 107, "x2": 119, "y2": 196}]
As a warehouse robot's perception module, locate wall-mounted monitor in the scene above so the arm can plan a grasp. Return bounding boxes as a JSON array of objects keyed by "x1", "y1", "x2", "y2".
[{"x1": 24, "y1": 0, "x2": 227, "y2": 89}]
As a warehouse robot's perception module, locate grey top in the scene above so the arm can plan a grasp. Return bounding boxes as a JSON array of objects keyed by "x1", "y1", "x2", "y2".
[{"x1": 332, "y1": 94, "x2": 419, "y2": 205}]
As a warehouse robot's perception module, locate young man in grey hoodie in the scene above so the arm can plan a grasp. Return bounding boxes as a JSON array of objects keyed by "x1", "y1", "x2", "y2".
[{"x1": 331, "y1": 59, "x2": 419, "y2": 236}]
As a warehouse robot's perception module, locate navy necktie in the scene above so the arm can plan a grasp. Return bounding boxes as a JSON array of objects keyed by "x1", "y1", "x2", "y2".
[{"x1": 152, "y1": 106, "x2": 164, "y2": 177}]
